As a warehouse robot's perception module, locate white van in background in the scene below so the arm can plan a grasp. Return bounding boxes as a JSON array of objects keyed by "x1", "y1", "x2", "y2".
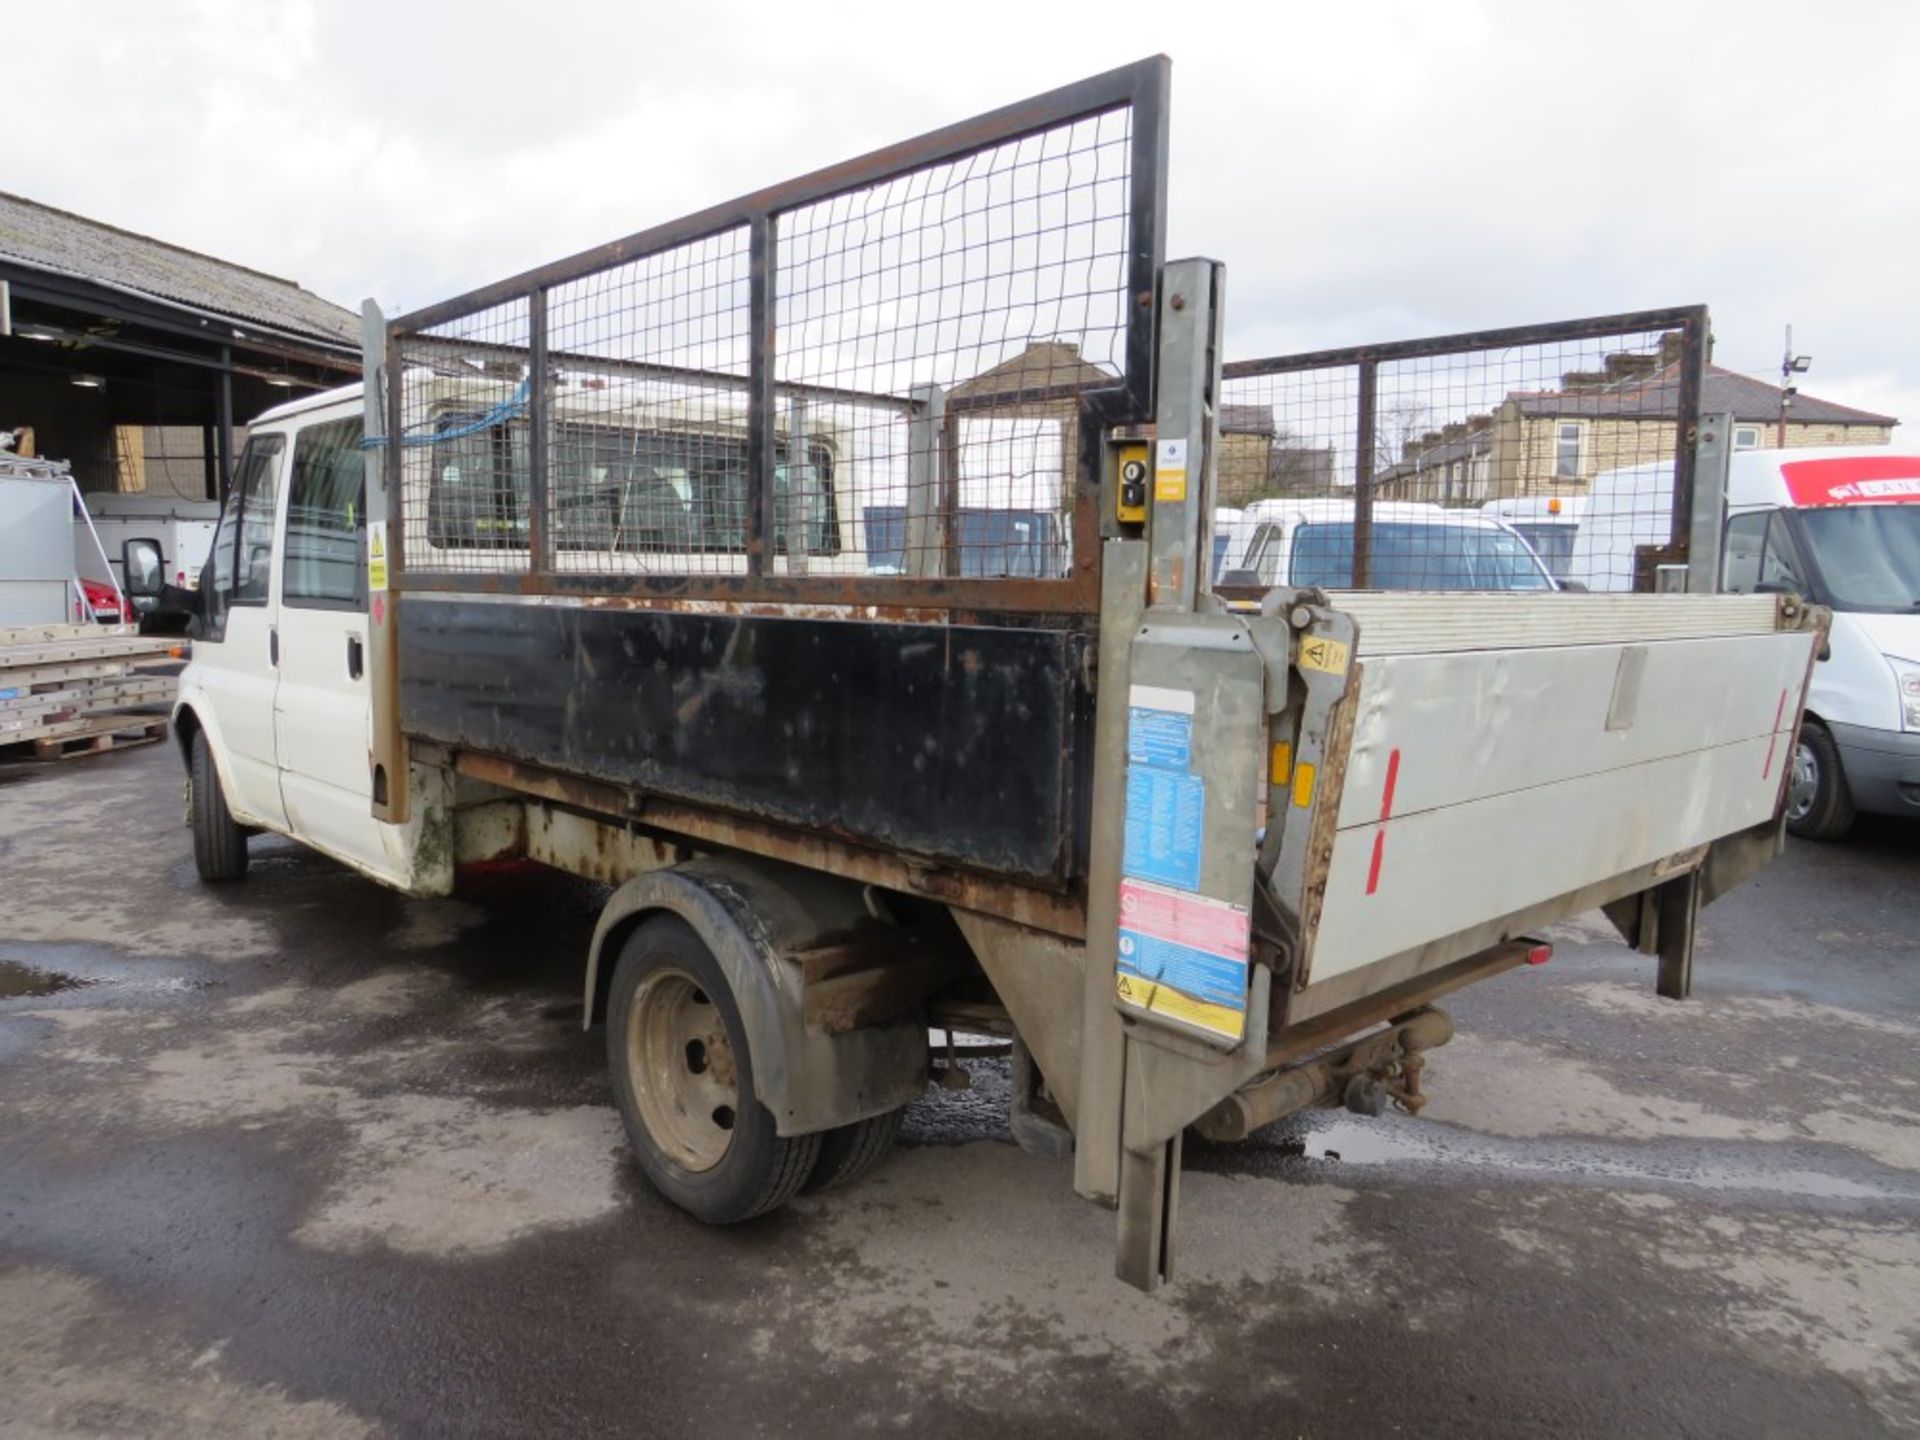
[
  {"x1": 1481, "y1": 495, "x2": 1584, "y2": 582},
  {"x1": 1717, "y1": 447, "x2": 1920, "y2": 838},
  {"x1": 1211, "y1": 506, "x2": 1242, "y2": 582},
  {"x1": 85, "y1": 492, "x2": 220, "y2": 591},
  {"x1": 1563, "y1": 461, "x2": 1672, "y2": 594},
  {"x1": 1218, "y1": 498, "x2": 1555, "y2": 591}
]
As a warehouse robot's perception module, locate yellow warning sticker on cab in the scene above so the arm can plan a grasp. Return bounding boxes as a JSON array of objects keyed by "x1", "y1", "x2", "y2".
[
  {"x1": 368, "y1": 522, "x2": 390, "y2": 592},
  {"x1": 1298, "y1": 634, "x2": 1348, "y2": 677}
]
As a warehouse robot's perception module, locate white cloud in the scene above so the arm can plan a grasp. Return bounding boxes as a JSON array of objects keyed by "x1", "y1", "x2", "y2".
[{"x1": 4, "y1": 0, "x2": 1915, "y2": 421}]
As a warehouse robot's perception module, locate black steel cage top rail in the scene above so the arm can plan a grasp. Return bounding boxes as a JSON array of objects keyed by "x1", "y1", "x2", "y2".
[
  {"x1": 1216, "y1": 306, "x2": 1710, "y2": 593},
  {"x1": 384, "y1": 56, "x2": 1171, "y2": 614}
]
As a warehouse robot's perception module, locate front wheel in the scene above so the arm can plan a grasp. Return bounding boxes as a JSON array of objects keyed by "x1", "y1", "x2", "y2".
[
  {"x1": 606, "y1": 916, "x2": 820, "y2": 1224},
  {"x1": 189, "y1": 730, "x2": 249, "y2": 881},
  {"x1": 1786, "y1": 722, "x2": 1855, "y2": 841}
]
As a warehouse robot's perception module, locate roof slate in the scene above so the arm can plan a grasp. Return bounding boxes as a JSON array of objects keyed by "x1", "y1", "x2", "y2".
[
  {"x1": 1512, "y1": 363, "x2": 1896, "y2": 427},
  {"x1": 0, "y1": 191, "x2": 358, "y2": 347}
]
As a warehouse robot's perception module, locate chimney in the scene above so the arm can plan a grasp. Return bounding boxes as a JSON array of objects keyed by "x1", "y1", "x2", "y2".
[
  {"x1": 1560, "y1": 370, "x2": 1607, "y2": 392},
  {"x1": 1603, "y1": 353, "x2": 1658, "y2": 383}
]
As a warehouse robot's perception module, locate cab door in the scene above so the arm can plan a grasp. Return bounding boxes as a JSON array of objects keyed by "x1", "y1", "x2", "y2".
[
  {"x1": 271, "y1": 413, "x2": 401, "y2": 882},
  {"x1": 191, "y1": 434, "x2": 290, "y2": 830}
]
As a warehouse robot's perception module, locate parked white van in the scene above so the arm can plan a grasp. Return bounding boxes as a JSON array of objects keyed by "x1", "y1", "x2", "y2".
[
  {"x1": 1211, "y1": 506, "x2": 1242, "y2": 582},
  {"x1": 1219, "y1": 498, "x2": 1555, "y2": 591},
  {"x1": 1480, "y1": 496, "x2": 1584, "y2": 582},
  {"x1": 1718, "y1": 447, "x2": 1920, "y2": 838},
  {"x1": 1562, "y1": 461, "x2": 1672, "y2": 594}
]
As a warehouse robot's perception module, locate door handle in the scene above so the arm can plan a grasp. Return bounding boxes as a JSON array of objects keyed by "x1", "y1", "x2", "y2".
[
  {"x1": 347, "y1": 634, "x2": 364, "y2": 680},
  {"x1": 269, "y1": 626, "x2": 279, "y2": 667}
]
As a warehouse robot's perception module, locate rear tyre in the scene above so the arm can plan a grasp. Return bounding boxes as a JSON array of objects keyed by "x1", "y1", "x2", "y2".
[
  {"x1": 189, "y1": 730, "x2": 249, "y2": 881},
  {"x1": 802, "y1": 1107, "x2": 904, "y2": 1194},
  {"x1": 606, "y1": 916, "x2": 820, "y2": 1224},
  {"x1": 1786, "y1": 722, "x2": 1855, "y2": 841}
]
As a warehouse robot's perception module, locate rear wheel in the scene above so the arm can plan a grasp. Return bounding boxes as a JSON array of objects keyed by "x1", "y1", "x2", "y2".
[
  {"x1": 803, "y1": 1107, "x2": 904, "y2": 1194},
  {"x1": 189, "y1": 730, "x2": 249, "y2": 881},
  {"x1": 606, "y1": 916, "x2": 819, "y2": 1224},
  {"x1": 1786, "y1": 722, "x2": 1855, "y2": 841}
]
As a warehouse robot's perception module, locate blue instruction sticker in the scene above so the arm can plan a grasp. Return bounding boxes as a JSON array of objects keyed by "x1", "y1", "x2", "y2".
[
  {"x1": 1122, "y1": 766, "x2": 1205, "y2": 892},
  {"x1": 1128, "y1": 706, "x2": 1192, "y2": 770}
]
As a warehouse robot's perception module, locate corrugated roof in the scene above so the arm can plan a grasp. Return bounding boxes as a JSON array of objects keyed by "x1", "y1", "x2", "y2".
[
  {"x1": 0, "y1": 191, "x2": 358, "y2": 348},
  {"x1": 1512, "y1": 363, "x2": 1896, "y2": 427}
]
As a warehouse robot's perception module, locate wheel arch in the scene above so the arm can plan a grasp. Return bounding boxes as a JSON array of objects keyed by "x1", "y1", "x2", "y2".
[
  {"x1": 171, "y1": 695, "x2": 244, "y2": 810},
  {"x1": 586, "y1": 857, "x2": 927, "y2": 1137}
]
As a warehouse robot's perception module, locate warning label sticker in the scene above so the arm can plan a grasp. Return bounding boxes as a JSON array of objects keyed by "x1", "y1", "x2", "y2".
[
  {"x1": 1115, "y1": 879, "x2": 1250, "y2": 1043},
  {"x1": 1154, "y1": 437, "x2": 1188, "y2": 503},
  {"x1": 1298, "y1": 633, "x2": 1348, "y2": 677},
  {"x1": 368, "y1": 522, "x2": 390, "y2": 592}
]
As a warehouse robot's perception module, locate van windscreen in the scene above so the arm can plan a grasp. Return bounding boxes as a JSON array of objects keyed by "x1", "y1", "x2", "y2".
[{"x1": 1796, "y1": 505, "x2": 1920, "y2": 611}]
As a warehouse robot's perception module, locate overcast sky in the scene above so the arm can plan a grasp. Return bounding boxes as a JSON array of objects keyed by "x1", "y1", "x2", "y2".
[{"x1": 7, "y1": 1, "x2": 1916, "y2": 428}]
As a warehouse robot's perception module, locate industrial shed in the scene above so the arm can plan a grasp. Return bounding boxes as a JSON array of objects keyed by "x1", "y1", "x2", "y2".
[{"x1": 0, "y1": 192, "x2": 359, "y2": 500}]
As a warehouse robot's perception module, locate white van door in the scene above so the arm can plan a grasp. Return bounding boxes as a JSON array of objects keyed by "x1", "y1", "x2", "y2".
[
  {"x1": 271, "y1": 414, "x2": 400, "y2": 882},
  {"x1": 193, "y1": 435, "x2": 291, "y2": 829}
]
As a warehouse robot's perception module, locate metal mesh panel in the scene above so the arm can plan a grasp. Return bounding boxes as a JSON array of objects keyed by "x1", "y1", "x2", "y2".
[
  {"x1": 396, "y1": 296, "x2": 532, "y2": 573},
  {"x1": 543, "y1": 232, "x2": 751, "y2": 576},
  {"x1": 1219, "y1": 311, "x2": 1706, "y2": 594},
  {"x1": 778, "y1": 109, "x2": 1133, "y2": 580},
  {"x1": 382, "y1": 57, "x2": 1165, "y2": 608}
]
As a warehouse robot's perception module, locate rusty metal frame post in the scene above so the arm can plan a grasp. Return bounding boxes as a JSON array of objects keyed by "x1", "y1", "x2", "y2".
[
  {"x1": 1351, "y1": 358, "x2": 1377, "y2": 588},
  {"x1": 526, "y1": 285, "x2": 551, "y2": 574},
  {"x1": 1668, "y1": 308, "x2": 1709, "y2": 572},
  {"x1": 363, "y1": 300, "x2": 407, "y2": 823},
  {"x1": 746, "y1": 214, "x2": 776, "y2": 579}
]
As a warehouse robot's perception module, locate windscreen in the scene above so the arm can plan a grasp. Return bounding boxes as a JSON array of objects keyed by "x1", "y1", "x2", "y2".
[
  {"x1": 1796, "y1": 505, "x2": 1920, "y2": 611},
  {"x1": 1291, "y1": 521, "x2": 1553, "y2": 591}
]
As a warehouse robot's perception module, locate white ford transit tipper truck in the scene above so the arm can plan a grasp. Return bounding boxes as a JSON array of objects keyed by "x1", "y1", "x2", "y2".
[{"x1": 125, "y1": 58, "x2": 1826, "y2": 1290}]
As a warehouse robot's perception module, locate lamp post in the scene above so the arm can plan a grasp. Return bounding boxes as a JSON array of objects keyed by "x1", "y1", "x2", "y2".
[{"x1": 1778, "y1": 324, "x2": 1812, "y2": 447}]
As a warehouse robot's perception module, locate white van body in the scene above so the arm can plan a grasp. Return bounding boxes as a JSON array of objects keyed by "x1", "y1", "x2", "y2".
[
  {"x1": 1562, "y1": 461, "x2": 1673, "y2": 594},
  {"x1": 1220, "y1": 497, "x2": 1555, "y2": 591},
  {"x1": 1211, "y1": 506, "x2": 1242, "y2": 582},
  {"x1": 84, "y1": 493, "x2": 220, "y2": 591},
  {"x1": 1717, "y1": 446, "x2": 1920, "y2": 836},
  {"x1": 1480, "y1": 496, "x2": 1584, "y2": 582}
]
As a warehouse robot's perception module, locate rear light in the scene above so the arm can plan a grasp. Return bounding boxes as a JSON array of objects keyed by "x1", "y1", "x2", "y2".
[{"x1": 1525, "y1": 942, "x2": 1553, "y2": 966}]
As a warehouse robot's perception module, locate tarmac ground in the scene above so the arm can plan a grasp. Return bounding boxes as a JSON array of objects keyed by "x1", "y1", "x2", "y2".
[{"x1": 3, "y1": 740, "x2": 1918, "y2": 1437}]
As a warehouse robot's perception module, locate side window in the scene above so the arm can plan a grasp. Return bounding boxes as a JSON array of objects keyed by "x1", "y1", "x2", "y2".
[
  {"x1": 1758, "y1": 513, "x2": 1807, "y2": 593},
  {"x1": 1247, "y1": 523, "x2": 1284, "y2": 583},
  {"x1": 285, "y1": 418, "x2": 367, "y2": 608},
  {"x1": 204, "y1": 434, "x2": 285, "y2": 637},
  {"x1": 233, "y1": 438, "x2": 284, "y2": 604},
  {"x1": 1722, "y1": 511, "x2": 1769, "y2": 592}
]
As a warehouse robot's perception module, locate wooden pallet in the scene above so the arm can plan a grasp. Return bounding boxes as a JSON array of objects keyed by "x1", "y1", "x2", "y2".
[{"x1": 12, "y1": 715, "x2": 168, "y2": 761}]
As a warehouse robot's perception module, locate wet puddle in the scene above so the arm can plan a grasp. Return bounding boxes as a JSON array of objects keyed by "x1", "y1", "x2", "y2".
[{"x1": 0, "y1": 959, "x2": 94, "y2": 1000}]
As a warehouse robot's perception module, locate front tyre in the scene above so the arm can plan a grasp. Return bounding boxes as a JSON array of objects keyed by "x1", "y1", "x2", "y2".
[
  {"x1": 1786, "y1": 722, "x2": 1855, "y2": 841},
  {"x1": 606, "y1": 916, "x2": 820, "y2": 1224},
  {"x1": 189, "y1": 730, "x2": 249, "y2": 881}
]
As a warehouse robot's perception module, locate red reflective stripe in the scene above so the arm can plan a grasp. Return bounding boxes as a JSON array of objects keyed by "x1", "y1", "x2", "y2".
[
  {"x1": 1365, "y1": 747, "x2": 1402, "y2": 896},
  {"x1": 1761, "y1": 688, "x2": 1788, "y2": 779}
]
